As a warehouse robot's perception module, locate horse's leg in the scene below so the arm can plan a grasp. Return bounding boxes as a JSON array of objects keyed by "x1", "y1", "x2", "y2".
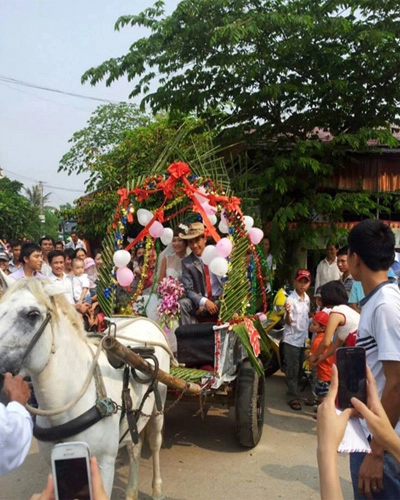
[
  {"x1": 97, "y1": 455, "x2": 117, "y2": 499},
  {"x1": 146, "y1": 414, "x2": 164, "y2": 500},
  {"x1": 125, "y1": 435, "x2": 143, "y2": 500}
]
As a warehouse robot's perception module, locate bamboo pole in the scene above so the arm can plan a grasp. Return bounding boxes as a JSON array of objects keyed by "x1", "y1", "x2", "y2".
[{"x1": 102, "y1": 336, "x2": 202, "y2": 396}]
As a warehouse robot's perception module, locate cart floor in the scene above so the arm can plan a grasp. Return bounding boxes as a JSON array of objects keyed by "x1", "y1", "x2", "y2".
[{"x1": 170, "y1": 366, "x2": 213, "y2": 383}]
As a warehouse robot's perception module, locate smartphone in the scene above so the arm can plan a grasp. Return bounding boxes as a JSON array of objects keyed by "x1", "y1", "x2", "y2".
[
  {"x1": 51, "y1": 441, "x2": 93, "y2": 500},
  {"x1": 335, "y1": 346, "x2": 367, "y2": 410}
]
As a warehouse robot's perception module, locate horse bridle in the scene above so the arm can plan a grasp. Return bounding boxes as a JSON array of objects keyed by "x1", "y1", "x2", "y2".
[{"x1": 11, "y1": 313, "x2": 52, "y2": 376}]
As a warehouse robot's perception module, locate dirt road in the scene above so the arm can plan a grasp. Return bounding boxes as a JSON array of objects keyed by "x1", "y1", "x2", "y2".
[{"x1": 0, "y1": 371, "x2": 353, "y2": 499}]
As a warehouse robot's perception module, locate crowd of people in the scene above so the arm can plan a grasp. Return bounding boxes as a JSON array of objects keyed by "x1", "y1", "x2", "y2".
[
  {"x1": 282, "y1": 220, "x2": 400, "y2": 499},
  {"x1": 0, "y1": 233, "x2": 104, "y2": 330},
  {"x1": 2, "y1": 219, "x2": 400, "y2": 499}
]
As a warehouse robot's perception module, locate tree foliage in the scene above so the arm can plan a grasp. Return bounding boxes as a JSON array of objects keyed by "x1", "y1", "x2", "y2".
[
  {"x1": 0, "y1": 178, "x2": 40, "y2": 241},
  {"x1": 82, "y1": 0, "x2": 400, "y2": 137},
  {"x1": 24, "y1": 185, "x2": 52, "y2": 209}
]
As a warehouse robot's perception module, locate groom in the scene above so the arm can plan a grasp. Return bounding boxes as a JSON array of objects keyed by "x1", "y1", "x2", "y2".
[{"x1": 179, "y1": 222, "x2": 222, "y2": 325}]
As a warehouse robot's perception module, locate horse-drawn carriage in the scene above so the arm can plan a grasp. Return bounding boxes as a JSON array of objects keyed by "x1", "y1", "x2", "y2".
[
  {"x1": 0, "y1": 161, "x2": 274, "y2": 499},
  {"x1": 96, "y1": 161, "x2": 273, "y2": 448}
]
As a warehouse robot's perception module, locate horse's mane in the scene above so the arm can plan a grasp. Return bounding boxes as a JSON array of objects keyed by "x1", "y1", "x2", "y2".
[{"x1": 3, "y1": 278, "x2": 89, "y2": 342}]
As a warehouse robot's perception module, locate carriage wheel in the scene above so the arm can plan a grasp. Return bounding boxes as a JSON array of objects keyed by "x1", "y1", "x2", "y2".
[
  {"x1": 262, "y1": 349, "x2": 280, "y2": 377},
  {"x1": 235, "y1": 359, "x2": 265, "y2": 448}
]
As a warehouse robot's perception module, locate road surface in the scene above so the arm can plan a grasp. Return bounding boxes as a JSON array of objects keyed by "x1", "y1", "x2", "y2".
[{"x1": 0, "y1": 371, "x2": 353, "y2": 499}]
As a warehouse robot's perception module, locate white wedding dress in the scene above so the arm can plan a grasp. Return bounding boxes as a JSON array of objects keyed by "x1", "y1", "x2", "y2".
[{"x1": 145, "y1": 251, "x2": 185, "y2": 354}]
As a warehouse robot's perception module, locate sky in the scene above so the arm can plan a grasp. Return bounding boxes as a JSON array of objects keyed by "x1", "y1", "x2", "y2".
[{"x1": 0, "y1": 0, "x2": 179, "y2": 207}]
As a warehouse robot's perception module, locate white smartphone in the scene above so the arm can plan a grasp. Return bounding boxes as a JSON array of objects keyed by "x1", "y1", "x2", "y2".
[{"x1": 51, "y1": 441, "x2": 93, "y2": 500}]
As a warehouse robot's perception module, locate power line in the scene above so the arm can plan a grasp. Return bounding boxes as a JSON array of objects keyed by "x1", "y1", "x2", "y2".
[
  {"x1": 0, "y1": 81, "x2": 93, "y2": 112},
  {"x1": 2, "y1": 168, "x2": 85, "y2": 193},
  {"x1": 0, "y1": 74, "x2": 123, "y2": 105}
]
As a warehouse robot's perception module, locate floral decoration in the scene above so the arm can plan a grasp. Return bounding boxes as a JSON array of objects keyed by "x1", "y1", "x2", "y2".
[{"x1": 156, "y1": 276, "x2": 185, "y2": 328}]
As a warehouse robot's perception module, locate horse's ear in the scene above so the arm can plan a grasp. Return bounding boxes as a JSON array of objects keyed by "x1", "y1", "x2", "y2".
[
  {"x1": 0, "y1": 269, "x2": 13, "y2": 290},
  {"x1": 43, "y1": 282, "x2": 67, "y2": 297}
]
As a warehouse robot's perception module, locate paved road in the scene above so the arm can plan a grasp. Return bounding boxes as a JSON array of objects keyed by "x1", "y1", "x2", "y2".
[{"x1": 0, "y1": 371, "x2": 353, "y2": 500}]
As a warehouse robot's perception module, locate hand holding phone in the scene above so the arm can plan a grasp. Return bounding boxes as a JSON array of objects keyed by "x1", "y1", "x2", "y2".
[
  {"x1": 335, "y1": 346, "x2": 367, "y2": 410},
  {"x1": 51, "y1": 441, "x2": 93, "y2": 500}
]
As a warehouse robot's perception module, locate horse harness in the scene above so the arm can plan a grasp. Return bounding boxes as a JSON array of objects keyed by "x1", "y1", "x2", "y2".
[{"x1": 118, "y1": 347, "x2": 163, "y2": 444}]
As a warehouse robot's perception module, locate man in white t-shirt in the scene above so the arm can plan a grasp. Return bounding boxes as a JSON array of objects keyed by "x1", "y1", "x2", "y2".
[
  {"x1": 348, "y1": 219, "x2": 400, "y2": 500},
  {"x1": 48, "y1": 250, "x2": 90, "y2": 315},
  {"x1": 314, "y1": 243, "x2": 342, "y2": 291}
]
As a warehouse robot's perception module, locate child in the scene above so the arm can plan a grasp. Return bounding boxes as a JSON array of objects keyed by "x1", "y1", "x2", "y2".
[
  {"x1": 282, "y1": 269, "x2": 311, "y2": 411},
  {"x1": 308, "y1": 311, "x2": 333, "y2": 405},
  {"x1": 70, "y1": 257, "x2": 91, "y2": 306},
  {"x1": 84, "y1": 257, "x2": 98, "y2": 298}
]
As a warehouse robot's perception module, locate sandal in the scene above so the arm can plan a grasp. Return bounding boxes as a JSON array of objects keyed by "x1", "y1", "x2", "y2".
[
  {"x1": 288, "y1": 399, "x2": 302, "y2": 411},
  {"x1": 304, "y1": 397, "x2": 319, "y2": 406}
]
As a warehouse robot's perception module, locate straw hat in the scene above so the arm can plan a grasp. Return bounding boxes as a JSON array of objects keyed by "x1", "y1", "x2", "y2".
[{"x1": 179, "y1": 222, "x2": 205, "y2": 240}]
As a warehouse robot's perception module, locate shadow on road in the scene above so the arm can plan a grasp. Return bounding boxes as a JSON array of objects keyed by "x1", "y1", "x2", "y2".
[
  {"x1": 162, "y1": 401, "x2": 244, "y2": 453},
  {"x1": 261, "y1": 462, "x2": 352, "y2": 495}
]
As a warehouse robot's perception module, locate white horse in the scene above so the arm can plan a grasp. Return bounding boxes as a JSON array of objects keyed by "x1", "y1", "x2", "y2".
[{"x1": 0, "y1": 276, "x2": 171, "y2": 500}]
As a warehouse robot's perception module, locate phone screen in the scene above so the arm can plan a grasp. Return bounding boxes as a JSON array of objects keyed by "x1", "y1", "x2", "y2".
[
  {"x1": 54, "y1": 457, "x2": 91, "y2": 500},
  {"x1": 336, "y1": 347, "x2": 367, "y2": 409}
]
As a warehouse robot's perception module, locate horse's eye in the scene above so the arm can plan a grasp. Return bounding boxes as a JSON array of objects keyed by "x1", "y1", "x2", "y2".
[{"x1": 27, "y1": 310, "x2": 40, "y2": 321}]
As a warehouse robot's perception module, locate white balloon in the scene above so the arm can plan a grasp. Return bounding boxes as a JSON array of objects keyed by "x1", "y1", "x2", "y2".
[
  {"x1": 201, "y1": 245, "x2": 218, "y2": 265},
  {"x1": 244, "y1": 215, "x2": 254, "y2": 232},
  {"x1": 160, "y1": 227, "x2": 174, "y2": 245},
  {"x1": 218, "y1": 220, "x2": 229, "y2": 234},
  {"x1": 137, "y1": 208, "x2": 153, "y2": 226},
  {"x1": 209, "y1": 257, "x2": 229, "y2": 277},
  {"x1": 113, "y1": 249, "x2": 131, "y2": 268},
  {"x1": 207, "y1": 214, "x2": 217, "y2": 225}
]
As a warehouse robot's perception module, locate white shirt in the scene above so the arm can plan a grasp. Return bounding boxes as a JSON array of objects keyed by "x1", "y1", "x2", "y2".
[
  {"x1": 314, "y1": 258, "x2": 342, "y2": 291},
  {"x1": 71, "y1": 274, "x2": 90, "y2": 302},
  {"x1": 356, "y1": 282, "x2": 400, "y2": 436},
  {"x1": 331, "y1": 304, "x2": 360, "y2": 342},
  {"x1": 282, "y1": 290, "x2": 310, "y2": 347},
  {"x1": 48, "y1": 272, "x2": 75, "y2": 304},
  {"x1": 0, "y1": 401, "x2": 33, "y2": 477},
  {"x1": 65, "y1": 239, "x2": 87, "y2": 251},
  {"x1": 41, "y1": 261, "x2": 52, "y2": 277}
]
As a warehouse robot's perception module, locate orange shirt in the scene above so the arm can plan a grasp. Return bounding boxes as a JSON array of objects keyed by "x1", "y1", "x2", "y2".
[{"x1": 310, "y1": 332, "x2": 334, "y2": 382}]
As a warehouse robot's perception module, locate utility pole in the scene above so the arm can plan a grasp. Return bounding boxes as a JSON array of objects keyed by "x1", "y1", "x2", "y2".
[{"x1": 38, "y1": 181, "x2": 45, "y2": 225}]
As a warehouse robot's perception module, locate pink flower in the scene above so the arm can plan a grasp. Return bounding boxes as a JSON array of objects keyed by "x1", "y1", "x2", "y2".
[{"x1": 156, "y1": 277, "x2": 185, "y2": 325}]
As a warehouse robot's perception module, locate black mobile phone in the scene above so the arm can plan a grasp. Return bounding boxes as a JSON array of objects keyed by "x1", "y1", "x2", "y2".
[
  {"x1": 335, "y1": 346, "x2": 367, "y2": 410},
  {"x1": 51, "y1": 442, "x2": 93, "y2": 500}
]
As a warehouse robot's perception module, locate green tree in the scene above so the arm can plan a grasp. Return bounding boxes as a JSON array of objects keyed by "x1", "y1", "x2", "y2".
[
  {"x1": 58, "y1": 104, "x2": 223, "y2": 240},
  {"x1": 24, "y1": 185, "x2": 52, "y2": 208},
  {"x1": 82, "y1": 0, "x2": 400, "y2": 137},
  {"x1": 0, "y1": 177, "x2": 40, "y2": 241},
  {"x1": 81, "y1": 0, "x2": 400, "y2": 279}
]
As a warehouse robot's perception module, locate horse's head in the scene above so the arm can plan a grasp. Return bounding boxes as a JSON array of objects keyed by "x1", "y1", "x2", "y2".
[{"x1": 0, "y1": 278, "x2": 59, "y2": 376}]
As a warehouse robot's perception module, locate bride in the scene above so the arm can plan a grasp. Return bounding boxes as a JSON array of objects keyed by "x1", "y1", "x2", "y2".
[
  {"x1": 158, "y1": 227, "x2": 189, "y2": 280},
  {"x1": 145, "y1": 227, "x2": 189, "y2": 353}
]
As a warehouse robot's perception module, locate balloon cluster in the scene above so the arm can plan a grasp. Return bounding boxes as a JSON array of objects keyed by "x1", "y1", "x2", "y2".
[
  {"x1": 113, "y1": 250, "x2": 133, "y2": 287},
  {"x1": 137, "y1": 208, "x2": 174, "y2": 245},
  {"x1": 114, "y1": 196, "x2": 264, "y2": 285}
]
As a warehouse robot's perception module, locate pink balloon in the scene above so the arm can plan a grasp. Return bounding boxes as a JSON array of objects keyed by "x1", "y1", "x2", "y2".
[
  {"x1": 201, "y1": 201, "x2": 217, "y2": 215},
  {"x1": 116, "y1": 267, "x2": 134, "y2": 287},
  {"x1": 216, "y1": 237, "x2": 233, "y2": 258},
  {"x1": 249, "y1": 227, "x2": 264, "y2": 245},
  {"x1": 149, "y1": 221, "x2": 164, "y2": 238}
]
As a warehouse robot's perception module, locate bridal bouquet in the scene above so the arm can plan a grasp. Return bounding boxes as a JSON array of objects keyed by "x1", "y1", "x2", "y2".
[{"x1": 156, "y1": 276, "x2": 185, "y2": 327}]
